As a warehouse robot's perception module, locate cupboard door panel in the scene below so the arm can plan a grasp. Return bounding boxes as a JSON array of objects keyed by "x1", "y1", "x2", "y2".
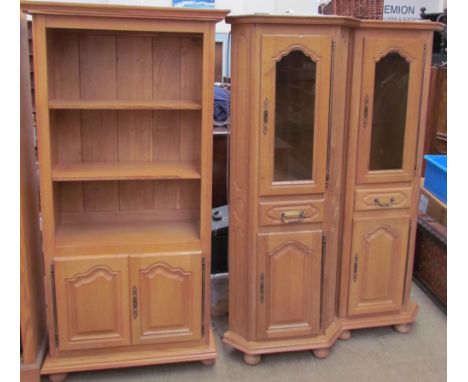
[
  {"x1": 130, "y1": 252, "x2": 202, "y2": 345},
  {"x1": 356, "y1": 37, "x2": 425, "y2": 184},
  {"x1": 259, "y1": 35, "x2": 332, "y2": 196},
  {"x1": 54, "y1": 255, "x2": 131, "y2": 351},
  {"x1": 348, "y1": 214, "x2": 410, "y2": 316},
  {"x1": 257, "y1": 230, "x2": 322, "y2": 339}
]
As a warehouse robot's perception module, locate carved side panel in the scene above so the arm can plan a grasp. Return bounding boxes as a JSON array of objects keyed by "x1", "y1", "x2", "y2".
[
  {"x1": 228, "y1": 26, "x2": 252, "y2": 338},
  {"x1": 54, "y1": 256, "x2": 131, "y2": 351},
  {"x1": 348, "y1": 215, "x2": 410, "y2": 316}
]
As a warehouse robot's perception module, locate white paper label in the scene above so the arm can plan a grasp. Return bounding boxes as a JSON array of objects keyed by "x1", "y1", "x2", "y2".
[{"x1": 383, "y1": 0, "x2": 444, "y2": 20}]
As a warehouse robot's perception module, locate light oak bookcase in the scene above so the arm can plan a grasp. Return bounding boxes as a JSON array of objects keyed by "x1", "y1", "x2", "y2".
[{"x1": 21, "y1": 2, "x2": 228, "y2": 381}]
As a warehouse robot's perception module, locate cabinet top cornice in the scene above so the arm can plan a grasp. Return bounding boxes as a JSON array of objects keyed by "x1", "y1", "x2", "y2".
[
  {"x1": 226, "y1": 14, "x2": 443, "y2": 31},
  {"x1": 20, "y1": 1, "x2": 230, "y2": 22}
]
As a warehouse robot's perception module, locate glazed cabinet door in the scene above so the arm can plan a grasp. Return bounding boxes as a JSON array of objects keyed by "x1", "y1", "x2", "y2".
[
  {"x1": 348, "y1": 214, "x2": 411, "y2": 317},
  {"x1": 54, "y1": 255, "x2": 131, "y2": 351},
  {"x1": 257, "y1": 230, "x2": 322, "y2": 339},
  {"x1": 129, "y1": 252, "x2": 202, "y2": 345},
  {"x1": 259, "y1": 35, "x2": 332, "y2": 196},
  {"x1": 356, "y1": 37, "x2": 425, "y2": 184}
]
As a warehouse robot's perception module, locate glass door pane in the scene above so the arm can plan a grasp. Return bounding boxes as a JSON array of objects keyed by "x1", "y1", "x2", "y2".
[
  {"x1": 274, "y1": 51, "x2": 316, "y2": 182},
  {"x1": 369, "y1": 53, "x2": 409, "y2": 171},
  {"x1": 356, "y1": 37, "x2": 425, "y2": 184},
  {"x1": 259, "y1": 35, "x2": 331, "y2": 196}
]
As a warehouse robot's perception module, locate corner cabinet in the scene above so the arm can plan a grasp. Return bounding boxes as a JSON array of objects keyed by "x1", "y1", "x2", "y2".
[
  {"x1": 21, "y1": 2, "x2": 228, "y2": 381},
  {"x1": 225, "y1": 15, "x2": 441, "y2": 364}
]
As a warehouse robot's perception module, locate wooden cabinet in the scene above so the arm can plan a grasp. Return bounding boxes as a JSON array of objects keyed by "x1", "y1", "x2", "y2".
[
  {"x1": 257, "y1": 231, "x2": 322, "y2": 340},
  {"x1": 22, "y1": 1, "x2": 228, "y2": 380},
  {"x1": 225, "y1": 14, "x2": 441, "y2": 365},
  {"x1": 224, "y1": 15, "x2": 353, "y2": 365},
  {"x1": 338, "y1": 24, "x2": 440, "y2": 338},
  {"x1": 347, "y1": 215, "x2": 410, "y2": 317}
]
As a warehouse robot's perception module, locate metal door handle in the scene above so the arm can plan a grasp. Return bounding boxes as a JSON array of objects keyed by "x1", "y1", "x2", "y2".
[{"x1": 263, "y1": 98, "x2": 269, "y2": 135}]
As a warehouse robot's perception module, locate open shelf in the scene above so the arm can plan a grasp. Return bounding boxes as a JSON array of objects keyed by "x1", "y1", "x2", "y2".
[
  {"x1": 55, "y1": 219, "x2": 200, "y2": 255},
  {"x1": 49, "y1": 99, "x2": 202, "y2": 110},
  {"x1": 52, "y1": 161, "x2": 201, "y2": 181}
]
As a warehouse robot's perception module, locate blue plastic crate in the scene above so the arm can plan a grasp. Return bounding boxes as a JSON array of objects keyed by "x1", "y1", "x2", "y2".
[{"x1": 424, "y1": 155, "x2": 447, "y2": 204}]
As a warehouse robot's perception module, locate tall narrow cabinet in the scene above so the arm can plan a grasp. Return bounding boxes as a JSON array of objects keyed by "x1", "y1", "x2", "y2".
[
  {"x1": 337, "y1": 21, "x2": 439, "y2": 339},
  {"x1": 225, "y1": 14, "x2": 441, "y2": 364},
  {"x1": 21, "y1": 2, "x2": 228, "y2": 380},
  {"x1": 224, "y1": 15, "x2": 357, "y2": 365}
]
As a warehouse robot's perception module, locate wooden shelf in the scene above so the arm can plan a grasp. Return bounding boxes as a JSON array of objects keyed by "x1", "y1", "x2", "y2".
[
  {"x1": 52, "y1": 161, "x2": 201, "y2": 181},
  {"x1": 48, "y1": 99, "x2": 202, "y2": 110},
  {"x1": 55, "y1": 220, "x2": 200, "y2": 255}
]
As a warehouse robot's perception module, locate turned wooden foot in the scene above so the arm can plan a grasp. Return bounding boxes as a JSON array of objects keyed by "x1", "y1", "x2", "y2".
[
  {"x1": 312, "y1": 348, "x2": 330, "y2": 359},
  {"x1": 48, "y1": 373, "x2": 68, "y2": 382},
  {"x1": 243, "y1": 353, "x2": 261, "y2": 366},
  {"x1": 201, "y1": 358, "x2": 215, "y2": 366},
  {"x1": 339, "y1": 330, "x2": 352, "y2": 340},
  {"x1": 394, "y1": 323, "x2": 411, "y2": 334}
]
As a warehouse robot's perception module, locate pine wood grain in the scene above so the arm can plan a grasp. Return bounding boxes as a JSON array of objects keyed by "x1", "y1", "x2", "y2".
[
  {"x1": 52, "y1": 161, "x2": 201, "y2": 181},
  {"x1": 55, "y1": 220, "x2": 200, "y2": 254},
  {"x1": 49, "y1": 99, "x2": 202, "y2": 110}
]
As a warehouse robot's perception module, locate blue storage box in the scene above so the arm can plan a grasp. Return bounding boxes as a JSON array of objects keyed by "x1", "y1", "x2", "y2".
[{"x1": 423, "y1": 155, "x2": 447, "y2": 204}]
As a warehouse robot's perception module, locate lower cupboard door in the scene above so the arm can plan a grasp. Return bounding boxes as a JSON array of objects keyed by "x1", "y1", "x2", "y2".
[
  {"x1": 348, "y1": 214, "x2": 410, "y2": 317},
  {"x1": 129, "y1": 252, "x2": 202, "y2": 345},
  {"x1": 257, "y1": 230, "x2": 323, "y2": 340},
  {"x1": 54, "y1": 255, "x2": 132, "y2": 351}
]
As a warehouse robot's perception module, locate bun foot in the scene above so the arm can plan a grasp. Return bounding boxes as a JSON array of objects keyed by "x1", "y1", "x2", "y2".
[
  {"x1": 48, "y1": 373, "x2": 68, "y2": 382},
  {"x1": 394, "y1": 323, "x2": 411, "y2": 334},
  {"x1": 201, "y1": 358, "x2": 215, "y2": 366},
  {"x1": 339, "y1": 330, "x2": 351, "y2": 340},
  {"x1": 312, "y1": 348, "x2": 330, "y2": 359},
  {"x1": 243, "y1": 353, "x2": 261, "y2": 365}
]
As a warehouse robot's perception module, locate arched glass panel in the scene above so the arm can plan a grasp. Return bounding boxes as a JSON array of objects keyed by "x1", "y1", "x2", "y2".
[
  {"x1": 369, "y1": 53, "x2": 409, "y2": 171},
  {"x1": 274, "y1": 50, "x2": 316, "y2": 182}
]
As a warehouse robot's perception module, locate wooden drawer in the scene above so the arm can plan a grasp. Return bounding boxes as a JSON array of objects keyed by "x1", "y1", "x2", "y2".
[
  {"x1": 259, "y1": 199, "x2": 324, "y2": 226},
  {"x1": 354, "y1": 187, "x2": 412, "y2": 211}
]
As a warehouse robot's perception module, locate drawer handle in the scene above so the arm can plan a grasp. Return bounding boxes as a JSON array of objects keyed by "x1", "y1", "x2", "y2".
[
  {"x1": 374, "y1": 197, "x2": 395, "y2": 208},
  {"x1": 280, "y1": 209, "x2": 306, "y2": 223}
]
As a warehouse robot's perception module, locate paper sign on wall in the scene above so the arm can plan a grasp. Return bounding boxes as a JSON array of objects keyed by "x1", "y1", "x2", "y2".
[
  {"x1": 383, "y1": 0, "x2": 444, "y2": 20},
  {"x1": 173, "y1": 0, "x2": 215, "y2": 8}
]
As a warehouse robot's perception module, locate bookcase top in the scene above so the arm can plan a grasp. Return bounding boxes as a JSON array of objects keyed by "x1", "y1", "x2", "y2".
[{"x1": 21, "y1": 1, "x2": 230, "y2": 23}]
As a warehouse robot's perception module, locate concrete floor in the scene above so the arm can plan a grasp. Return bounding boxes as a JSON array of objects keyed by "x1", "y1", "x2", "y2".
[{"x1": 59, "y1": 283, "x2": 446, "y2": 382}]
